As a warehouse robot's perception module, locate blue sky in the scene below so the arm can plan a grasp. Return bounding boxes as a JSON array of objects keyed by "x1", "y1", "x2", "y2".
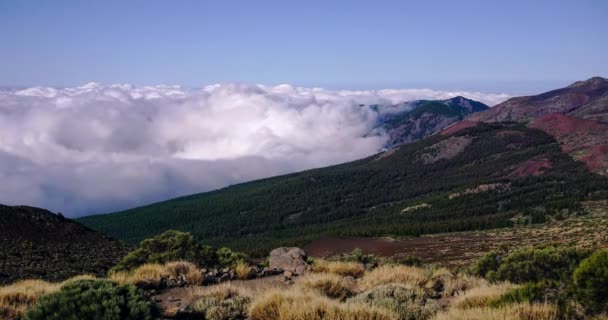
[{"x1": 1, "y1": 0, "x2": 607, "y2": 93}]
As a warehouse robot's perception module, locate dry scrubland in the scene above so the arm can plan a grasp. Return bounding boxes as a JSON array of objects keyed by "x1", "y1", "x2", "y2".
[
  {"x1": 0, "y1": 260, "x2": 586, "y2": 320},
  {"x1": 2, "y1": 204, "x2": 608, "y2": 320}
]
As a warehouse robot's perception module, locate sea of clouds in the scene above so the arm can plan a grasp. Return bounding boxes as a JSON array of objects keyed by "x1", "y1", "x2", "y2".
[{"x1": 0, "y1": 83, "x2": 509, "y2": 216}]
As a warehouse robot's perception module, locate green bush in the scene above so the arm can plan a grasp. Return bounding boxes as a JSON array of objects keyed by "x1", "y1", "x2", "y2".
[
  {"x1": 395, "y1": 255, "x2": 422, "y2": 267},
  {"x1": 342, "y1": 248, "x2": 379, "y2": 266},
  {"x1": 491, "y1": 280, "x2": 560, "y2": 307},
  {"x1": 113, "y1": 230, "x2": 218, "y2": 271},
  {"x1": 573, "y1": 249, "x2": 608, "y2": 315},
  {"x1": 217, "y1": 247, "x2": 248, "y2": 267},
  {"x1": 348, "y1": 284, "x2": 439, "y2": 320},
  {"x1": 24, "y1": 280, "x2": 153, "y2": 320},
  {"x1": 472, "y1": 246, "x2": 591, "y2": 283}
]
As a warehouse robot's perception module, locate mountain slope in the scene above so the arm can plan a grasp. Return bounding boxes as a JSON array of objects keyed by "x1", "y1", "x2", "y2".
[
  {"x1": 79, "y1": 123, "x2": 608, "y2": 255},
  {"x1": 468, "y1": 77, "x2": 608, "y2": 123},
  {"x1": 463, "y1": 77, "x2": 608, "y2": 175},
  {"x1": 378, "y1": 96, "x2": 489, "y2": 147},
  {"x1": 0, "y1": 205, "x2": 132, "y2": 284}
]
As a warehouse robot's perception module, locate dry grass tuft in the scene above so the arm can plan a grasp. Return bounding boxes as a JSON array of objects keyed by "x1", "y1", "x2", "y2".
[
  {"x1": 192, "y1": 283, "x2": 253, "y2": 320},
  {"x1": 312, "y1": 260, "x2": 366, "y2": 278},
  {"x1": 128, "y1": 263, "x2": 171, "y2": 288},
  {"x1": 166, "y1": 261, "x2": 202, "y2": 285},
  {"x1": 61, "y1": 274, "x2": 97, "y2": 284},
  {"x1": 249, "y1": 289, "x2": 396, "y2": 320},
  {"x1": 0, "y1": 279, "x2": 60, "y2": 319},
  {"x1": 108, "y1": 270, "x2": 131, "y2": 284},
  {"x1": 234, "y1": 261, "x2": 253, "y2": 280},
  {"x1": 359, "y1": 265, "x2": 429, "y2": 290},
  {"x1": 433, "y1": 303, "x2": 558, "y2": 320},
  {"x1": 451, "y1": 282, "x2": 516, "y2": 309},
  {"x1": 298, "y1": 273, "x2": 356, "y2": 300}
]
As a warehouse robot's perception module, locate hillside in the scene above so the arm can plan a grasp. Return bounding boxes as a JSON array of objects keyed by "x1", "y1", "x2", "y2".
[
  {"x1": 464, "y1": 77, "x2": 608, "y2": 175},
  {"x1": 377, "y1": 96, "x2": 489, "y2": 148},
  {"x1": 0, "y1": 205, "x2": 132, "y2": 284},
  {"x1": 79, "y1": 122, "x2": 608, "y2": 255},
  {"x1": 468, "y1": 76, "x2": 608, "y2": 123}
]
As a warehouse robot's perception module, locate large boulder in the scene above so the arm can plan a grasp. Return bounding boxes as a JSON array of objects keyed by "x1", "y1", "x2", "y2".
[{"x1": 269, "y1": 247, "x2": 309, "y2": 275}]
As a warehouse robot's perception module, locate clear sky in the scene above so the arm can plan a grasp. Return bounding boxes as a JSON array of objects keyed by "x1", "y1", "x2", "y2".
[{"x1": 1, "y1": 0, "x2": 607, "y2": 92}]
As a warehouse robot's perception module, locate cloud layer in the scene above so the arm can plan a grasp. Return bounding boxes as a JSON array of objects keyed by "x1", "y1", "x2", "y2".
[{"x1": 0, "y1": 83, "x2": 509, "y2": 216}]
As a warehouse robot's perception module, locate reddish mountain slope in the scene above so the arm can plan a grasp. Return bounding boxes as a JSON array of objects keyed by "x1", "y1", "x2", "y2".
[
  {"x1": 447, "y1": 77, "x2": 608, "y2": 175},
  {"x1": 530, "y1": 114, "x2": 608, "y2": 175},
  {"x1": 468, "y1": 77, "x2": 608, "y2": 123}
]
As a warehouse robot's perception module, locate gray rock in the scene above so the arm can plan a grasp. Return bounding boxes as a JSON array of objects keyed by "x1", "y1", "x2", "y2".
[{"x1": 269, "y1": 247, "x2": 309, "y2": 275}]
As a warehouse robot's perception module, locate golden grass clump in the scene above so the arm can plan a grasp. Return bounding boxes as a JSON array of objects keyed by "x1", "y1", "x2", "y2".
[
  {"x1": 108, "y1": 270, "x2": 131, "y2": 284},
  {"x1": 451, "y1": 282, "x2": 516, "y2": 309},
  {"x1": 433, "y1": 303, "x2": 558, "y2": 320},
  {"x1": 249, "y1": 289, "x2": 396, "y2": 320},
  {"x1": 0, "y1": 279, "x2": 60, "y2": 319},
  {"x1": 61, "y1": 274, "x2": 97, "y2": 285},
  {"x1": 128, "y1": 263, "x2": 171, "y2": 288},
  {"x1": 298, "y1": 272, "x2": 356, "y2": 301},
  {"x1": 234, "y1": 261, "x2": 253, "y2": 280},
  {"x1": 166, "y1": 261, "x2": 202, "y2": 285},
  {"x1": 359, "y1": 265, "x2": 429, "y2": 290},
  {"x1": 312, "y1": 260, "x2": 366, "y2": 278}
]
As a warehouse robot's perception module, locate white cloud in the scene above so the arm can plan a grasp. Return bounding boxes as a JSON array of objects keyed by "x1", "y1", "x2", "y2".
[{"x1": 0, "y1": 83, "x2": 510, "y2": 216}]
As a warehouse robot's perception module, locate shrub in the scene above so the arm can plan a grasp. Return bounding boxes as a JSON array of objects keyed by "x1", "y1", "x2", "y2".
[
  {"x1": 249, "y1": 290, "x2": 395, "y2": 320},
  {"x1": 217, "y1": 247, "x2": 248, "y2": 267},
  {"x1": 343, "y1": 248, "x2": 379, "y2": 265},
  {"x1": 395, "y1": 255, "x2": 422, "y2": 267},
  {"x1": 299, "y1": 273, "x2": 356, "y2": 301},
  {"x1": 473, "y1": 246, "x2": 591, "y2": 283},
  {"x1": 24, "y1": 279, "x2": 153, "y2": 320},
  {"x1": 573, "y1": 249, "x2": 608, "y2": 314},
  {"x1": 491, "y1": 280, "x2": 560, "y2": 307},
  {"x1": 348, "y1": 284, "x2": 439, "y2": 320},
  {"x1": 0, "y1": 280, "x2": 60, "y2": 319},
  {"x1": 112, "y1": 230, "x2": 218, "y2": 272},
  {"x1": 193, "y1": 285, "x2": 251, "y2": 320}
]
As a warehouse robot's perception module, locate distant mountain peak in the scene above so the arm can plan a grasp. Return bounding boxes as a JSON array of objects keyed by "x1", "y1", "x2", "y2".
[{"x1": 568, "y1": 76, "x2": 608, "y2": 88}]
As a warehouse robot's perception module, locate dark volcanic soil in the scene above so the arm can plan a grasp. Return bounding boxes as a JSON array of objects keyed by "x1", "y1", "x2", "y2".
[{"x1": 303, "y1": 235, "x2": 499, "y2": 265}]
